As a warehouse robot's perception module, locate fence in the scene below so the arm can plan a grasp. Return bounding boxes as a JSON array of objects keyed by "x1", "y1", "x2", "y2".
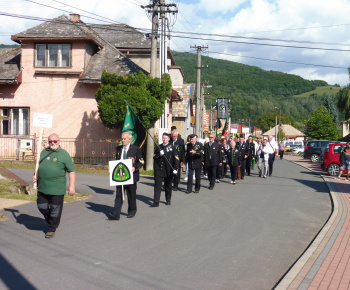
[{"x1": 0, "y1": 136, "x2": 121, "y2": 165}]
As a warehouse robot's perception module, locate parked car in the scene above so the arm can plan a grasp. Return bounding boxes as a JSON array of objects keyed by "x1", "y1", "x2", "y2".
[
  {"x1": 285, "y1": 144, "x2": 300, "y2": 152},
  {"x1": 291, "y1": 146, "x2": 304, "y2": 155},
  {"x1": 304, "y1": 140, "x2": 338, "y2": 162},
  {"x1": 321, "y1": 143, "x2": 347, "y2": 176},
  {"x1": 284, "y1": 141, "x2": 303, "y2": 152}
]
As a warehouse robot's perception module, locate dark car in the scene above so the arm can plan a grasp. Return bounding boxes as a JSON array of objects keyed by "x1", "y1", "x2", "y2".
[
  {"x1": 321, "y1": 143, "x2": 347, "y2": 176},
  {"x1": 304, "y1": 140, "x2": 338, "y2": 162}
]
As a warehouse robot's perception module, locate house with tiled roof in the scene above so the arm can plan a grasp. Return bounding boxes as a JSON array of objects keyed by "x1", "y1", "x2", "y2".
[
  {"x1": 0, "y1": 14, "x2": 182, "y2": 141},
  {"x1": 262, "y1": 124, "x2": 305, "y2": 141}
]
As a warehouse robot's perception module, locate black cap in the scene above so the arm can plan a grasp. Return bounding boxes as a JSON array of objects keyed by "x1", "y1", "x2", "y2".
[
  {"x1": 190, "y1": 134, "x2": 197, "y2": 139},
  {"x1": 162, "y1": 132, "x2": 171, "y2": 138},
  {"x1": 171, "y1": 126, "x2": 177, "y2": 131}
]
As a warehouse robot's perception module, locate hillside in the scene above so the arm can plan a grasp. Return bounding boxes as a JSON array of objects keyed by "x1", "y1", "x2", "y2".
[{"x1": 172, "y1": 51, "x2": 338, "y2": 127}]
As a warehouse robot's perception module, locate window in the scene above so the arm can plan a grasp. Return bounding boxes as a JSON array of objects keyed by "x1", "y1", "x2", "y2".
[
  {"x1": 1, "y1": 108, "x2": 29, "y2": 135},
  {"x1": 35, "y1": 44, "x2": 71, "y2": 68},
  {"x1": 334, "y1": 145, "x2": 343, "y2": 154}
]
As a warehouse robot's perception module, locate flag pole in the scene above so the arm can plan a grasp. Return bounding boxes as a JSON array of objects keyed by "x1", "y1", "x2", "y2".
[{"x1": 123, "y1": 99, "x2": 176, "y2": 172}]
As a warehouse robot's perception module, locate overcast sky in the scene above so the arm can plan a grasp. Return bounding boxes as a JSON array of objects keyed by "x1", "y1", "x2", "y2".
[{"x1": 1, "y1": 0, "x2": 350, "y2": 86}]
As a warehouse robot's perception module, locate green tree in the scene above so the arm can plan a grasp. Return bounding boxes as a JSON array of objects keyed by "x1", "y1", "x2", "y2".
[
  {"x1": 337, "y1": 86, "x2": 350, "y2": 121},
  {"x1": 95, "y1": 71, "x2": 172, "y2": 130},
  {"x1": 257, "y1": 111, "x2": 296, "y2": 132},
  {"x1": 305, "y1": 106, "x2": 341, "y2": 140},
  {"x1": 323, "y1": 93, "x2": 340, "y2": 125}
]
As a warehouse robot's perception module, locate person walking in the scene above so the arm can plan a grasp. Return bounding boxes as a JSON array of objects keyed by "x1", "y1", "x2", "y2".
[
  {"x1": 108, "y1": 132, "x2": 144, "y2": 220},
  {"x1": 151, "y1": 133, "x2": 179, "y2": 207},
  {"x1": 32, "y1": 133, "x2": 75, "y2": 239},
  {"x1": 266, "y1": 136, "x2": 279, "y2": 177},
  {"x1": 185, "y1": 134, "x2": 204, "y2": 193},
  {"x1": 335, "y1": 142, "x2": 350, "y2": 180},
  {"x1": 226, "y1": 141, "x2": 239, "y2": 184},
  {"x1": 236, "y1": 136, "x2": 249, "y2": 180},
  {"x1": 279, "y1": 141, "x2": 285, "y2": 160},
  {"x1": 246, "y1": 135, "x2": 255, "y2": 176},
  {"x1": 171, "y1": 129, "x2": 185, "y2": 191},
  {"x1": 257, "y1": 139, "x2": 269, "y2": 178},
  {"x1": 203, "y1": 133, "x2": 222, "y2": 190}
]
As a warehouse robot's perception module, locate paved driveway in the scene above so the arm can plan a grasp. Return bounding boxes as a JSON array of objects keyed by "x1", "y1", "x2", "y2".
[{"x1": 0, "y1": 159, "x2": 331, "y2": 289}]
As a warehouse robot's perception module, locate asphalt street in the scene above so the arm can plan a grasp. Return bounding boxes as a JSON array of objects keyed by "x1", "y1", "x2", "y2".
[{"x1": 0, "y1": 159, "x2": 331, "y2": 289}]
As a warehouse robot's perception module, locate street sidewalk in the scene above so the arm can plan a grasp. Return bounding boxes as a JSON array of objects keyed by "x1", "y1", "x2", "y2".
[{"x1": 276, "y1": 155, "x2": 350, "y2": 289}]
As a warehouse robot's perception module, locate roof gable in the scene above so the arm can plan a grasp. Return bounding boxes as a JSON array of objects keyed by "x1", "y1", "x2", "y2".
[{"x1": 0, "y1": 47, "x2": 21, "y2": 83}]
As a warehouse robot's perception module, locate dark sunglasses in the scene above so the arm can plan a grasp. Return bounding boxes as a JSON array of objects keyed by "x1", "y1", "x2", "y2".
[{"x1": 49, "y1": 140, "x2": 59, "y2": 144}]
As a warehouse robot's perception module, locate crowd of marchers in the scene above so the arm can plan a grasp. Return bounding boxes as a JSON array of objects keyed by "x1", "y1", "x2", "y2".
[{"x1": 33, "y1": 130, "x2": 281, "y2": 239}]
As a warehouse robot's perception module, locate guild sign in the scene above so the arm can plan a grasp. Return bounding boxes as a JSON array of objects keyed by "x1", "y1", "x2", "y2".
[
  {"x1": 217, "y1": 98, "x2": 229, "y2": 119},
  {"x1": 109, "y1": 159, "x2": 134, "y2": 186}
]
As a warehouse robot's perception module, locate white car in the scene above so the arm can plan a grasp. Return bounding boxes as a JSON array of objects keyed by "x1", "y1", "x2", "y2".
[{"x1": 291, "y1": 146, "x2": 304, "y2": 155}]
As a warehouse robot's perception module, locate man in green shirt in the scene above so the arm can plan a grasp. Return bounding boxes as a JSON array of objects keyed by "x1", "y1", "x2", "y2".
[{"x1": 32, "y1": 133, "x2": 75, "y2": 239}]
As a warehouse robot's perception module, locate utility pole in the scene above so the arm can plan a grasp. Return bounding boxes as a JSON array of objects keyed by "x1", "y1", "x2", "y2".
[
  {"x1": 190, "y1": 45, "x2": 208, "y2": 137},
  {"x1": 142, "y1": 0, "x2": 177, "y2": 171}
]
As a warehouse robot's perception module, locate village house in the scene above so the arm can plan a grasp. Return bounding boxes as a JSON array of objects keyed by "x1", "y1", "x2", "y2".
[{"x1": 0, "y1": 14, "x2": 192, "y2": 159}]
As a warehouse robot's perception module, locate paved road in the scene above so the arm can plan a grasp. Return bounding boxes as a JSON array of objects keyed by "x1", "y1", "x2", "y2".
[{"x1": 0, "y1": 159, "x2": 331, "y2": 289}]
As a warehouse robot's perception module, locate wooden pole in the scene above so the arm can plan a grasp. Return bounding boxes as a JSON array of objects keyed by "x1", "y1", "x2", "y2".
[{"x1": 33, "y1": 127, "x2": 43, "y2": 189}]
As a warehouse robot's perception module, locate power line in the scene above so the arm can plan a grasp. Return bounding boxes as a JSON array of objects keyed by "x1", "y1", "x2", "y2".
[
  {"x1": 196, "y1": 51, "x2": 349, "y2": 70},
  {"x1": 1, "y1": 11, "x2": 350, "y2": 53}
]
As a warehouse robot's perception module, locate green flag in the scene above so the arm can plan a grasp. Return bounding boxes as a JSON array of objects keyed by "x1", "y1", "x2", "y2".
[{"x1": 122, "y1": 106, "x2": 147, "y2": 147}]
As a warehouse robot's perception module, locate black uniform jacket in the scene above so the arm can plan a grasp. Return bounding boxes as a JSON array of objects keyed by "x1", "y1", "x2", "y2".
[
  {"x1": 236, "y1": 141, "x2": 250, "y2": 161},
  {"x1": 171, "y1": 137, "x2": 185, "y2": 164},
  {"x1": 226, "y1": 148, "x2": 240, "y2": 167},
  {"x1": 204, "y1": 141, "x2": 222, "y2": 166},
  {"x1": 185, "y1": 141, "x2": 204, "y2": 170},
  {"x1": 116, "y1": 144, "x2": 143, "y2": 183},
  {"x1": 154, "y1": 143, "x2": 179, "y2": 178},
  {"x1": 247, "y1": 142, "x2": 256, "y2": 158}
]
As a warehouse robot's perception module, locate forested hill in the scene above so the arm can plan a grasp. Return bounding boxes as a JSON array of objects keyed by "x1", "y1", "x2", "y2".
[{"x1": 171, "y1": 51, "x2": 336, "y2": 127}]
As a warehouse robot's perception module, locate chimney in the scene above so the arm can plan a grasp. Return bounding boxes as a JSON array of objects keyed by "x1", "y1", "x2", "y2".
[{"x1": 69, "y1": 14, "x2": 80, "y2": 22}]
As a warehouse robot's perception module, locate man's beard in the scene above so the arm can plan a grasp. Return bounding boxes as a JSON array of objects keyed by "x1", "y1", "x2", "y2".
[{"x1": 50, "y1": 144, "x2": 59, "y2": 150}]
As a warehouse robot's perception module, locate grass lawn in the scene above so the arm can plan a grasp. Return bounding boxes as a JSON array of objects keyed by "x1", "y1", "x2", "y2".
[{"x1": 294, "y1": 85, "x2": 341, "y2": 98}]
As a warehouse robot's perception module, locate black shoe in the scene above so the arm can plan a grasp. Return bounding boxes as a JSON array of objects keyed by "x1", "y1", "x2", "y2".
[
  {"x1": 108, "y1": 213, "x2": 120, "y2": 220},
  {"x1": 150, "y1": 203, "x2": 159, "y2": 207},
  {"x1": 173, "y1": 187, "x2": 178, "y2": 191},
  {"x1": 259, "y1": 173, "x2": 261, "y2": 177},
  {"x1": 209, "y1": 187, "x2": 213, "y2": 190},
  {"x1": 127, "y1": 213, "x2": 135, "y2": 218},
  {"x1": 185, "y1": 190, "x2": 191, "y2": 194},
  {"x1": 194, "y1": 190, "x2": 199, "y2": 193},
  {"x1": 166, "y1": 201, "x2": 171, "y2": 206}
]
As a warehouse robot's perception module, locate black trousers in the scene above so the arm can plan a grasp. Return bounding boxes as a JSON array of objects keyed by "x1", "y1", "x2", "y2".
[
  {"x1": 206, "y1": 165, "x2": 217, "y2": 189},
  {"x1": 240, "y1": 159, "x2": 247, "y2": 179},
  {"x1": 154, "y1": 175, "x2": 172, "y2": 204},
  {"x1": 246, "y1": 156, "x2": 253, "y2": 175},
  {"x1": 37, "y1": 191, "x2": 64, "y2": 232},
  {"x1": 268, "y1": 154, "x2": 275, "y2": 176},
  {"x1": 172, "y1": 166, "x2": 181, "y2": 189},
  {"x1": 279, "y1": 150, "x2": 284, "y2": 159},
  {"x1": 229, "y1": 165, "x2": 238, "y2": 181},
  {"x1": 216, "y1": 164, "x2": 224, "y2": 180},
  {"x1": 187, "y1": 167, "x2": 201, "y2": 191},
  {"x1": 113, "y1": 183, "x2": 137, "y2": 218}
]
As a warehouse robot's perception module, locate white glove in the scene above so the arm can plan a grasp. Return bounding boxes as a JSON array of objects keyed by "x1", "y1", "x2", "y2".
[
  {"x1": 160, "y1": 150, "x2": 164, "y2": 156},
  {"x1": 173, "y1": 170, "x2": 178, "y2": 175}
]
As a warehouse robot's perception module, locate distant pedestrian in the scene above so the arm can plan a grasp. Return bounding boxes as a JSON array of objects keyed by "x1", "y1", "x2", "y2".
[
  {"x1": 185, "y1": 134, "x2": 204, "y2": 193},
  {"x1": 279, "y1": 141, "x2": 285, "y2": 160},
  {"x1": 266, "y1": 136, "x2": 279, "y2": 176},
  {"x1": 236, "y1": 137, "x2": 249, "y2": 180},
  {"x1": 246, "y1": 135, "x2": 255, "y2": 176},
  {"x1": 32, "y1": 133, "x2": 75, "y2": 239},
  {"x1": 335, "y1": 142, "x2": 350, "y2": 181},
  {"x1": 203, "y1": 133, "x2": 222, "y2": 190},
  {"x1": 226, "y1": 142, "x2": 239, "y2": 184},
  {"x1": 171, "y1": 129, "x2": 185, "y2": 191},
  {"x1": 151, "y1": 133, "x2": 179, "y2": 207},
  {"x1": 257, "y1": 139, "x2": 269, "y2": 178}
]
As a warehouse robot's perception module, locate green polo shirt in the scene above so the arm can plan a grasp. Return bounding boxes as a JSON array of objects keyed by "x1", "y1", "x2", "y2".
[{"x1": 37, "y1": 147, "x2": 75, "y2": 195}]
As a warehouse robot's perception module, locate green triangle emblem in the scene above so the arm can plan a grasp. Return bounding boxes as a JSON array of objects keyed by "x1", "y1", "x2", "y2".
[{"x1": 112, "y1": 162, "x2": 131, "y2": 182}]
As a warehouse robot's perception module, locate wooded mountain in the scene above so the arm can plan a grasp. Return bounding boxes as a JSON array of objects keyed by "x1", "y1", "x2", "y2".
[{"x1": 172, "y1": 51, "x2": 339, "y2": 128}]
